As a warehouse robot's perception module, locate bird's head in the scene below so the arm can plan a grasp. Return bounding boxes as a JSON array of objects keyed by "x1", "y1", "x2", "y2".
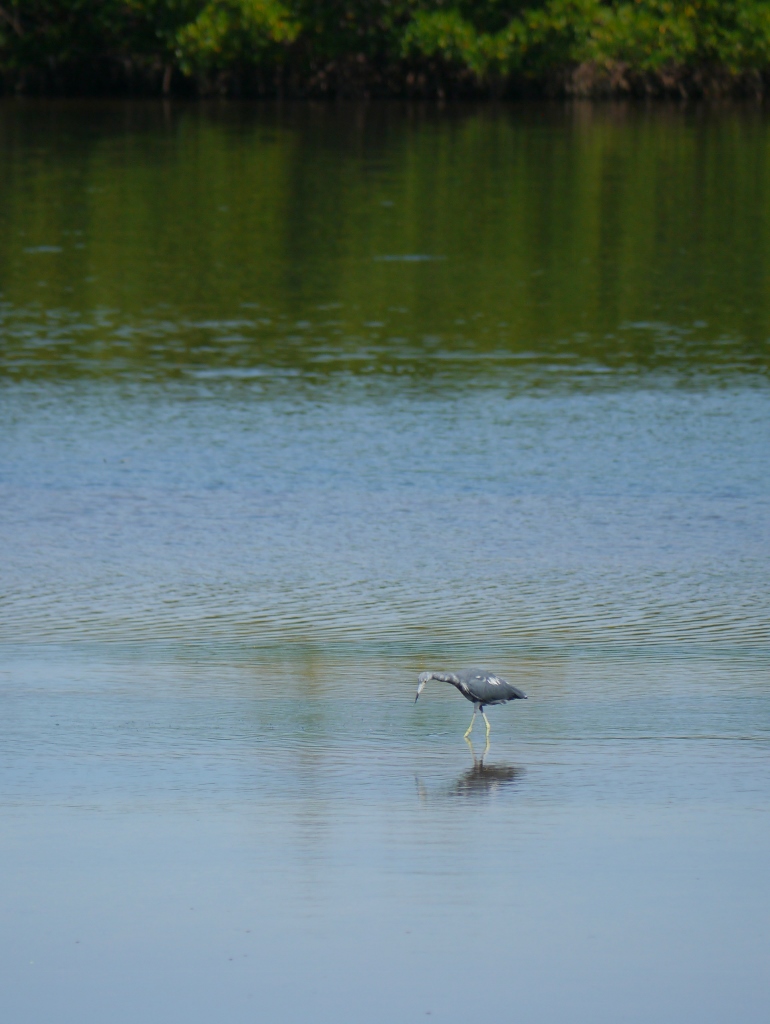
[{"x1": 415, "y1": 672, "x2": 432, "y2": 702}]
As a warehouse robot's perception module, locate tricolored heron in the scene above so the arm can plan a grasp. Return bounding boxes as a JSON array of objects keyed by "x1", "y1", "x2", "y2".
[{"x1": 415, "y1": 669, "x2": 527, "y2": 739}]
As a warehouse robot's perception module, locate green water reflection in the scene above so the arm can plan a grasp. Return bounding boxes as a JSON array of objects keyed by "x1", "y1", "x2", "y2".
[{"x1": 1, "y1": 100, "x2": 769, "y2": 382}]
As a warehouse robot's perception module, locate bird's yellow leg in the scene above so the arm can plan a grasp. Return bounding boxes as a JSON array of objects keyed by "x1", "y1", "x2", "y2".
[
  {"x1": 464, "y1": 708, "x2": 477, "y2": 739},
  {"x1": 482, "y1": 711, "x2": 491, "y2": 739}
]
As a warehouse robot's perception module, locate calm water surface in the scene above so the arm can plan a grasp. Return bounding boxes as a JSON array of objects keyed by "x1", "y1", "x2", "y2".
[{"x1": 1, "y1": 100, "x2": 769, "y2": 1023}]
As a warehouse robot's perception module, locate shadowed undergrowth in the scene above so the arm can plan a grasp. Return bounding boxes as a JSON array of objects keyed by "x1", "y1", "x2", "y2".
[{"x1": 1, "y1": 0, "x2": 769, "y2": 97}]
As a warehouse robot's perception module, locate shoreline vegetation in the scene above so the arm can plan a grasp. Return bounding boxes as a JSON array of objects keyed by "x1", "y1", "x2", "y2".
[{"x1": 0, "y1": 2, "x2": 769, "y2": 99}]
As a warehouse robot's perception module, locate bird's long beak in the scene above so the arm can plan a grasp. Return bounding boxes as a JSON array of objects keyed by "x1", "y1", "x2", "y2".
[{"x1": 414, "y1": 680, "x2": 427, "y2": 702}]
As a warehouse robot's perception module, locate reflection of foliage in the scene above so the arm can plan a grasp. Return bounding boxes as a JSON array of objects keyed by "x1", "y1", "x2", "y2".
[
  {"x1": 0, "y1": 0, "x2": 769, "y2": 93},
  {"x1": 0, "y1": 105, "x2": 769, "y2": 380}
]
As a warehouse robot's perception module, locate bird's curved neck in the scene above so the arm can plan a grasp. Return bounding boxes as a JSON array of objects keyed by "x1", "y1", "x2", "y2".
[{"x1": 429, "y1": 672, "x2": 460, "y2": 685}]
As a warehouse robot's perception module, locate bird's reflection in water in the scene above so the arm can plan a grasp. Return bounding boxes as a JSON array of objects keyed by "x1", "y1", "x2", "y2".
[
  {"x1": 451, "y1": 737, "x2": 524, "y2": 798},
  {"x1": 415, "y1": 738, "x2": 525, "y2": 802}
]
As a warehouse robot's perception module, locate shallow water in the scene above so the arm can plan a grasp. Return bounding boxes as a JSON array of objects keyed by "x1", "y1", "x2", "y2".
[{"x1": 1, "y1": 100, "x2": 769, "y2": 1023}]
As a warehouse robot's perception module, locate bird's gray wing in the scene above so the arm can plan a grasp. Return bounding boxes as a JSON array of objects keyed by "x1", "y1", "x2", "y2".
[
  {"x1": 458, "y1": 670, "x2": 527, "y2": 702},
  {"x1": 468, "y1": 676, "x2": 508, "y2": 704}
]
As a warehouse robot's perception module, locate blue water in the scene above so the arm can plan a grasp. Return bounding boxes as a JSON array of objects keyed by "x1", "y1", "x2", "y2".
[{"x1": 1, "y1": 100, "x2": 769, "y2": 1023}]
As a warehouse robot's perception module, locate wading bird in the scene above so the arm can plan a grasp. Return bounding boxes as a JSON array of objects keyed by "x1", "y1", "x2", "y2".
[{"x1": 415, "y1": 669, "x2": 527, "y2": 739}]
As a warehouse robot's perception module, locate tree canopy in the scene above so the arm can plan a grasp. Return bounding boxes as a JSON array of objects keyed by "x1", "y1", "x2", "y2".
[{"x1": 1, "y1": 0, "x2": 769, "y2": 95}]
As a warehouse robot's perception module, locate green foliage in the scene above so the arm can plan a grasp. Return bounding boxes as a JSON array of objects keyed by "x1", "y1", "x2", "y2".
[
  {"x1": 175, "y1": 0, "x2": 299, "y2": 73},
  {"x1": 401, "y1": 9, "x2": 510, "y2": 76},
  {"x1": 400, "y1": 0, "x2": 770, "y2": 81},
  {"x1": 589, "y1": 1, "x2": 770, "y2": 72},
  {"x1": 0, "y1": 0, "x2": 769, "y2": 92},
  {"x1": 400, "y1": 0, "x2": 604, "y2": 78},
  {"x1": 312, "y1": 0, "x2": 413, "y2": 52},
  {"x1": 589, "y1": 1, "x2": 699, "y2": 71},
  {"x1": 517, "y1": 0, "x2": 604, "y2": 70}
]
